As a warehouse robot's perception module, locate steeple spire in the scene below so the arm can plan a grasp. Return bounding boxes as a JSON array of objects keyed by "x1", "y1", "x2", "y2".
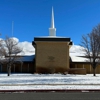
[
  {"x1": 49, "y1": 7, "x2": 56, "y2": 36},
  {"x1": 51, "y1": 7, "x2": 55, "y2": 28}
]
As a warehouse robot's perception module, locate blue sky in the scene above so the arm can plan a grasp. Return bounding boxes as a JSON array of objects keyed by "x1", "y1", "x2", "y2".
[{"x1": 0, "y1": 0, "x2": 100, "y2": 45}]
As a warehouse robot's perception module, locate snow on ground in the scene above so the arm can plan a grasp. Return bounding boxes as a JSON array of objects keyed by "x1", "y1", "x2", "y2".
[{"x1": 0, "y1": 74, "x2": 100, "y2": 90}]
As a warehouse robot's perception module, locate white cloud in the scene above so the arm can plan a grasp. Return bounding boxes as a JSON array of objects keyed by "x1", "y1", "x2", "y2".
[
  {"x1": 10, "y1": 37, "x2": 19, "y2": 42},
  {"x1": 18, "y1": 40, "x2": 86, "y2": 57},
  {"x1": 70, "y1": 45, "x2": 88, "y2": 62},
  {"x1": 0, "y1": 37, "x2": 35, "y2": 56},
  {"x1": 70, "y1": 45, "x2": 86, "y2": 56},
  {"x1": 18, "y1": 41, "x2": 35, "y2": 55},
  {"x1": 0, "y1": 37, "x2": 88, "y2": 61}
]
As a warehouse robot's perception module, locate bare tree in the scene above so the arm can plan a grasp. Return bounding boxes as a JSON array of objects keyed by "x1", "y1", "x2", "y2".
[
  {"x1": 0, "y1": 37, "x2": 22, "y2": 76},
  {"x1": 81, "y1": 24, "x2": 100, "y2": 76}
]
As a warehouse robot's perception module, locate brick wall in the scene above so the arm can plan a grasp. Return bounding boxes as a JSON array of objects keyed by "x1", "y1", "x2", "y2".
[{"x1": 35, "y1": 42, "x2": 70, "y2": 73}]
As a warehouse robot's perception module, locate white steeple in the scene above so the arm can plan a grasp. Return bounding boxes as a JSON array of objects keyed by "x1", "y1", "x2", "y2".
[{"x1": 49, "y1": 7, "x2": 56, "y2": 36}]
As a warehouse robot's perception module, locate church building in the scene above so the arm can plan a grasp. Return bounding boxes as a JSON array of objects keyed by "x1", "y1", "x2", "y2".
[
  {"x1": 32, "y1": 7, "x2": 72, "y2": 73},
  {"x1": 32, "y1": 7, "x2": 100, "y2": 74}
]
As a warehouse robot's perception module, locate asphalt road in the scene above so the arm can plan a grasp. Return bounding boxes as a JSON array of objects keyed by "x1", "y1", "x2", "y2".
[{"x1": 0, "y1": 92, "x2": 100, "y2": 100}]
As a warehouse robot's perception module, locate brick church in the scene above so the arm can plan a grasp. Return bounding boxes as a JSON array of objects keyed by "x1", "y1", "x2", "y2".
[{"x1": 32, "y1": 7, "x2": 73, "y2": 73}]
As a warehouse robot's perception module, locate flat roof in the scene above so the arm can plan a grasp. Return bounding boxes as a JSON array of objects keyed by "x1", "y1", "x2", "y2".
[{"x1": 34, "y1": 37, "x2": 71, "y2": 42}]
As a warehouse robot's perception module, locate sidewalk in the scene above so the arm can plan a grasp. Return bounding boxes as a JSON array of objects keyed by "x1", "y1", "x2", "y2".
[{"x1": 0, "y1": 84, "x2": 100, "y2": 91}]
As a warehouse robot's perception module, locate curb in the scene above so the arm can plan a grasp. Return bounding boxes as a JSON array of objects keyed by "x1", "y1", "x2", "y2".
[
  {"x1": 0, "y1": 84, "x2": 100, "y2": 86},
  {"x1": 0, "y1": 89, "x2": 100, "y2": 93}
]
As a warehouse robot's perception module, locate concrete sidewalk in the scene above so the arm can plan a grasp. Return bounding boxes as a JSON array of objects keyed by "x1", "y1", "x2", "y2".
[{"x1": 0, "y1": 84, "x2": 100, "y2": 92}]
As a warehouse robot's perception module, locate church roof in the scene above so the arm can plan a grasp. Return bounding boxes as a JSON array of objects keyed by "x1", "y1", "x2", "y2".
[
  {"x1": 34, "y1": 36, "x2": 72, "y2": 42},
  {"x1": 17, "y1": 55, "x2": 35, "y2": 62}
]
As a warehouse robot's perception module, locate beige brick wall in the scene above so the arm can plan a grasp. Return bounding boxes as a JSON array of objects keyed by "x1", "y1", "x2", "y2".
[
  {"x1": 70, "y1": 63, "x2": 100, "y2": 74},
  {"x1": 35, "y1": 42, "x2": 70, "y2": 73}
]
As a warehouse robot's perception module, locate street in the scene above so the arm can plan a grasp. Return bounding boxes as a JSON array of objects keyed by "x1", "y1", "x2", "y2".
[{"x1": 0, "y1": 92, "x2": 100, "y2": 100}]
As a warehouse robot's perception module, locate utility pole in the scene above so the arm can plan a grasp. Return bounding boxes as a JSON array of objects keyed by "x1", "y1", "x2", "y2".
[{"x1": 12, "y1": 21, "x2": 14, "y2": 37}]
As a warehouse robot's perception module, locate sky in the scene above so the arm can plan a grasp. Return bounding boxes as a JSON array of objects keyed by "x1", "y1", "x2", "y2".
[{"x1": 0, "y1": 0, "x2": 100, "y2": 45}]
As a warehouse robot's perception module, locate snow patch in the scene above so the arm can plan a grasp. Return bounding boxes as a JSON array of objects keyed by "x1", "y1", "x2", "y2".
[{"x1": 0, "y1": 74, "x2": 99, "y2": 90}]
